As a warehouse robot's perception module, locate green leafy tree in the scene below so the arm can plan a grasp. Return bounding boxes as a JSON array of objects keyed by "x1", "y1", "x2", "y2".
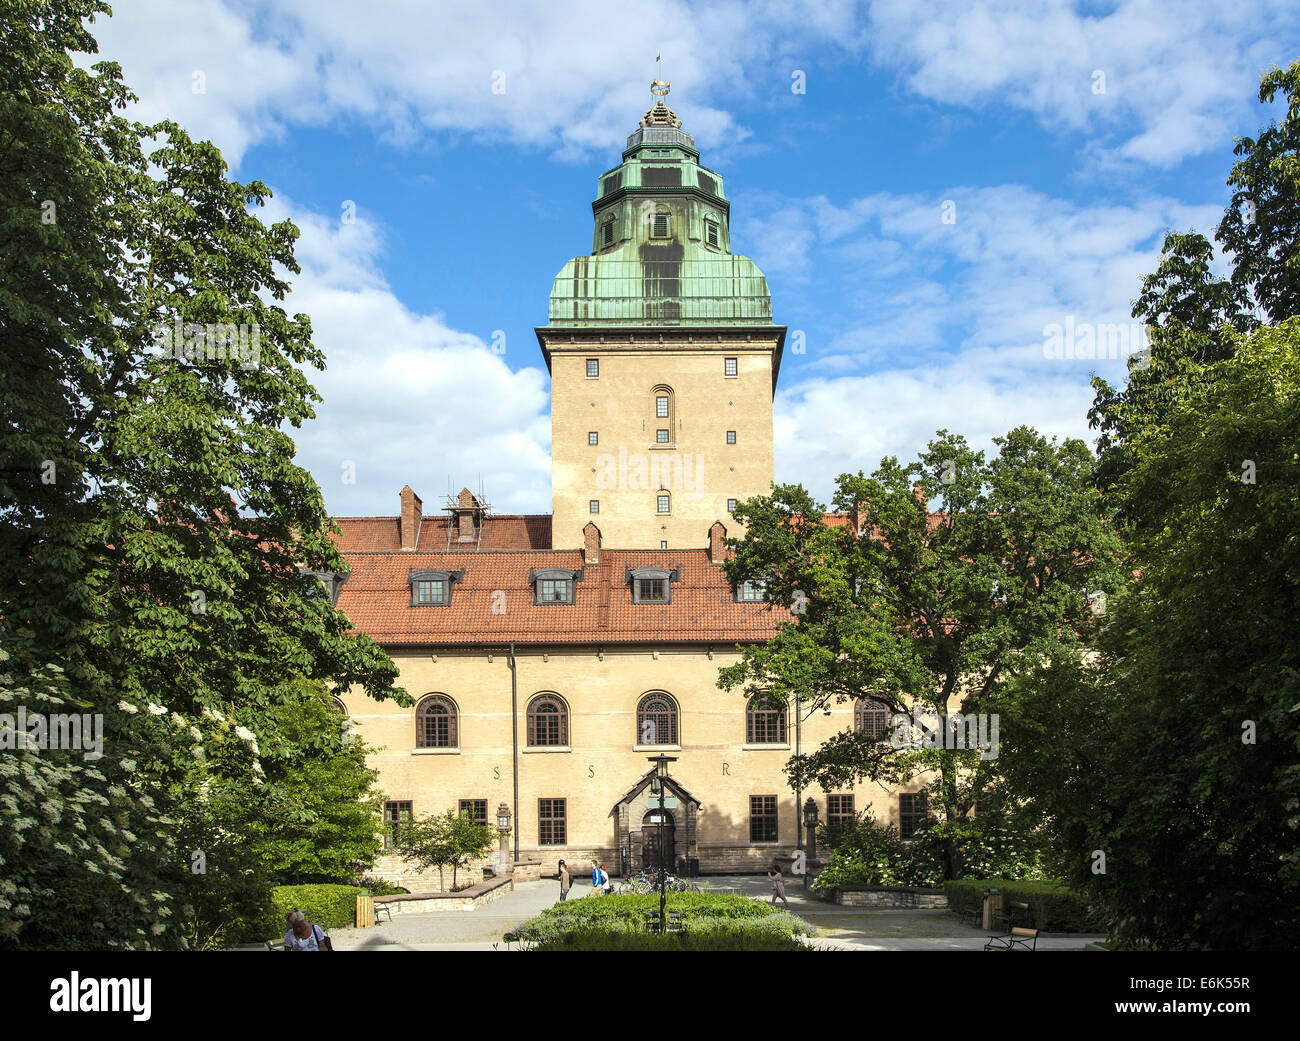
[
  {"x1": 1000, "y1": 321, "x2": 1300, "y2": 949},
  {"x1": 719, "y1": 428, "x2": 1122, "y2": 878},
  {"x1": 394, "y1": 810, "x2": 496, "y2": 891},
  {"x1": 1, "y1": 0, "x2": 406, "y2": 948},
  {"x1": 1091, "y1": 61, "x2": 1300, "y2": 495}
]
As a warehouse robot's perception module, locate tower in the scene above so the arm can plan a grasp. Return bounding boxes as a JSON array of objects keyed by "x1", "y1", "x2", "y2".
[{"x1": 537, "y1": 82, "x2": 785, "y2": 549}]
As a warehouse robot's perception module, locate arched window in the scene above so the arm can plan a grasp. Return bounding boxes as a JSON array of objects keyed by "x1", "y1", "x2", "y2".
[
  {"x1": 637, "y1": 692, "x2": 678, "y2": 745},
  {"x1": 416, "y1": 694, "x2": 458, "y2": 748},
  {"x1": 855, "y1": 698, "x2": 890, "y2": 740},
  {"x1": 527, "y1": 694, "x2": 569, "y2": 747},
  {"x1": 651, "y1": 384, "x2": 675, "y2": 443},
  {"x1": 329, "y1": 696, "x2": 348, "y2": 716},
  {"x1": 746, "y1": 694, "x2": 787, "y2": 744}
]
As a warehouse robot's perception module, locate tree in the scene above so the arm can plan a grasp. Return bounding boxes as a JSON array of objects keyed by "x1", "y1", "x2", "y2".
[
  {"x1": 394, "y1": 810, "x2": 496, "y2": 891},
  {"x1": 1000, "y1": 321, "x2": 1300, "y2": 948},
  {"x1": 1091, "y1": 60, "x2": 1300, "y2": 495},
  {"x1": 1, "y1": 0, "x2": 406, "y2": 948},
  {"x1": 718, "y1": 427, "x2": 1122, "y2": 878}
]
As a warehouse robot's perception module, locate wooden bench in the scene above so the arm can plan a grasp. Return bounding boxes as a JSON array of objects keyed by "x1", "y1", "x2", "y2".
[{"x1": 983, "y1": 901, "x2": 1039, "y2": 951}]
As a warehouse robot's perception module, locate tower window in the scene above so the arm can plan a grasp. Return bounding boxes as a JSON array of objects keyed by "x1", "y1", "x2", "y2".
[
  {"x1": 601, "y1": 217, "x2": 615, "y2": 248},
  {"x1": 656, "y1": 429, "x2": 669, "y2": 444},
  {"x1": 651, "y1": 211, "x2": 670, "y2": 238},
  {"x1": 725, "y1": 357, "x2": 738, "y2": 377},
  {"x1": 727, "y1": 498, "x2": 737, "y2": 513},
  {"x1": 588, "y1": 431, "x2": 598, "y2": 446},
  {"x1": 657, "y1": 494, "x2": 671, "y2": 515},
  {"x1": 705, "y1": 220, "x2": 719, "y2": 248},
  {"x1": 586, "y1": 358, "x2": 599, "y2": 378},
  {"x1": 656, "y1": 396, "x2": 669, "y2": 418},
  {"x1": 726, "y1": 430, "x2": 736, "y2": 444},
  {"x1": 589, "y1": 500, "x2": 600, "y2": 514}
]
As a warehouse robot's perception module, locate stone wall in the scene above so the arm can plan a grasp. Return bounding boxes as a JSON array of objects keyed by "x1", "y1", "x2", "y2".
[
  {"x1": 374, "y1": 875, "x2": 513, "y2": 914},
  {"x1": 834, "y1": 886, "x2": 948, "y2": 908}
]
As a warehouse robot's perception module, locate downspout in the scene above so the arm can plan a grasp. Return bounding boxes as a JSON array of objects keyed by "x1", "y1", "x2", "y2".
[{"x1": 509, "y1": 642, "x2": 519, "y2": 863}]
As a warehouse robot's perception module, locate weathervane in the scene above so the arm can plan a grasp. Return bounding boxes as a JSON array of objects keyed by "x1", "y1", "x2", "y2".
[{"x1": 652, "y1": 51, "x2": 669, "y2": 105}]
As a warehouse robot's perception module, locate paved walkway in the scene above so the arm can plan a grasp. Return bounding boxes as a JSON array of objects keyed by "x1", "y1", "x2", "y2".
[{"x1": 303, "y1": 875, "x2": 1104, "y2": 951}]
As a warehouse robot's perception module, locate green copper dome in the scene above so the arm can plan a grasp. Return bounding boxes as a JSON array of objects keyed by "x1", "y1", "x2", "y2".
[{"x1": 545, "y1": 86, "x2": 774, "y2": 328}]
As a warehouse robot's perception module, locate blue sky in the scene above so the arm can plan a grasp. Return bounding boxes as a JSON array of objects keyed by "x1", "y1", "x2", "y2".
[{"x1": 91, "y1": 0, "x2": 1299, "y2": 516}]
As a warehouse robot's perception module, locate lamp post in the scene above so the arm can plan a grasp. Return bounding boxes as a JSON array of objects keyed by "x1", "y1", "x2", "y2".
[
  {"x1": 794, "y1": 701, "x2": 832, "y2": 851},
  {"x1": 496, "y1": 802, "x2": 512, "y2": 875},
  {"x1": 647, "y1": 753, "x2": 677, "y2": 933},
  {"x1": 802, "y1": 797, "x2": 819, "y2": 863}
]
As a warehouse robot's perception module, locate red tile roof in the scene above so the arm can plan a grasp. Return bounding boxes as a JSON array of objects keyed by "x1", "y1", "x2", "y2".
[
  {"x1": 334, "y1": 542, "x2": 783, "y2": 647},
  {"x1": 331, "y1": 514, "x2": 552, "y2": 554},
  {"x1": 330, "y1": 509, "x2": 943, "y2": 649}
]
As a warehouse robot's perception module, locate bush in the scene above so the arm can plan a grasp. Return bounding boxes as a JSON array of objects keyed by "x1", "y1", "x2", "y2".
[
  {"x1": 257, "y1": 884, "x2": 364, "y2": 940},
  {"x1": 356, "y1": 876, "x2": 408, "y2": 897},
  {"x1": 527, "y1": 927, "x2": 811, "y2": 951},
  {"x1": 812, "y1": 811, "x2": 1047, "y2": 890},
  {"x1": 505, "y1": 893, "x2": 813, "y2": 946},
  {"x1": 943, "y1": 878, "x2": 1104, "y2": 933},
  {"x1": 812, "y1": 815, "x2": 943, "y2": 889}
]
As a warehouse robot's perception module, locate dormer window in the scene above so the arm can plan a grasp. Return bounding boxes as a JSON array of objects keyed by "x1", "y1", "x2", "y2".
[
  {"x1": 736, "y1": 579, "x2": 767, "y2": 603},
  {"x1": 629, "y1": 567, "x2": 677, "y2": 605},
  {"x1": 532, "y1": 568, "x2": 581, "y2": 605},
  {"x1": 409, "y1": 569, "x2": 460, "y2": 607},
  {"x1": 416, "y1": 579, "x2": 445, "y2": 604},
  {"x1": 300, "y1": 569, "x2": 349, "y2": 607}
]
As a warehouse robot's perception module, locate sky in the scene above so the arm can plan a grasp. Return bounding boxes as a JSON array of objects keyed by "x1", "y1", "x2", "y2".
[{"x1": 88, "y1": 0, "x2": 1300, "y2": 517}]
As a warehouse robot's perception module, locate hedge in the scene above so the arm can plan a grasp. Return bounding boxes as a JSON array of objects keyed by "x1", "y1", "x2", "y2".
[
  {"x1": 505, "y1": 893, "x2": 814, "y2": 946},
  {"x1": 260, "y1": 884, "x2": 364, "y2": 939},
  {"x1": 943, "y1": 878, "x2": 1104, "y2": 933},
  {"x1": 526, "y1": 927, "x2": 812, "y2": 951}
]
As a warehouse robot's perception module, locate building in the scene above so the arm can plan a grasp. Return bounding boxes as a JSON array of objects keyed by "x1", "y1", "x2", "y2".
[{"x1": 333, "y1": 84, "x2": 917, "y2": 887}]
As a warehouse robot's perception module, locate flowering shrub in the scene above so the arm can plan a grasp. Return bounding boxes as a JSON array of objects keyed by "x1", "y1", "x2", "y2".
[{"x1": 811, "y1": 811, "x2": 1046, "y2": 890}]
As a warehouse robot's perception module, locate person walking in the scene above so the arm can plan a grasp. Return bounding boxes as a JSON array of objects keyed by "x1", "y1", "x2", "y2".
[
  {"x1": 599, "y1": 863, "x2": 613, "y2": 894},
  {"x1": 558, "y1": 859, "x2": 571, "y2": 902},
  {"x1": 590, "y1": 861, "x2": 607, "y2": 896},
  {"x1": 767, "y1": 864, "x2": 789, "y2": 909}
]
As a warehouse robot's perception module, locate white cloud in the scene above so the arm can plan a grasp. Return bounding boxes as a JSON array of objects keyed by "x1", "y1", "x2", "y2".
[
  {"x1": 862, "y1": 0, "x2": 1298, "y2": 167},
  {"x1": 93, "y1": 0, "x2": 869, "y2": 167},
  {"x1": 257, "y1": 197, "x2": 552, "y2": 515},
  {"x1": 763, "y1": 183, "x2": 1226, "y2": 497}
]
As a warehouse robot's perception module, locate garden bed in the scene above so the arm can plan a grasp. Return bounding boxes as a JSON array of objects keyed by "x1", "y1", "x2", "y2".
[{"x1": 505, "y1": 892, "x2": 815, "y2": 950}]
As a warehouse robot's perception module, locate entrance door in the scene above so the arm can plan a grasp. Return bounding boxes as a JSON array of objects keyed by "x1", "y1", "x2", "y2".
[{"x1": 640, "y1": 809, "x2": 676, "y2": 872}]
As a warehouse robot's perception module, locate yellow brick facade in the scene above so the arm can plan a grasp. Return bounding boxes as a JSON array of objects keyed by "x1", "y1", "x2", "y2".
[
  {"x1": 342, "y1": 646, "x2": 909, "y2": 884},
  {"x1": 545, "y1": 335, "x2": 779, "y2": 551}
]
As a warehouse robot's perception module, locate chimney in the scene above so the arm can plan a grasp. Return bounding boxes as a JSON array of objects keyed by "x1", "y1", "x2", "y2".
[
  {"x1": 852, "y1": 499, "x2": 867, "y2": 535},
  {"x1": 583, "y1": 521, "x2": 601, "y2": 565},
  {"x1": 457, "y1": 487, "x2": 476, "y2": 542},
  {"x1": 912, "y1": 483, "x2": 928, "y2": 508},
  {"x1": 708, "y1": 520, "x2": 727, "y2": 565},
  {"x1": 400, "y1": 485, "x2": 422, "y2": 551}
]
